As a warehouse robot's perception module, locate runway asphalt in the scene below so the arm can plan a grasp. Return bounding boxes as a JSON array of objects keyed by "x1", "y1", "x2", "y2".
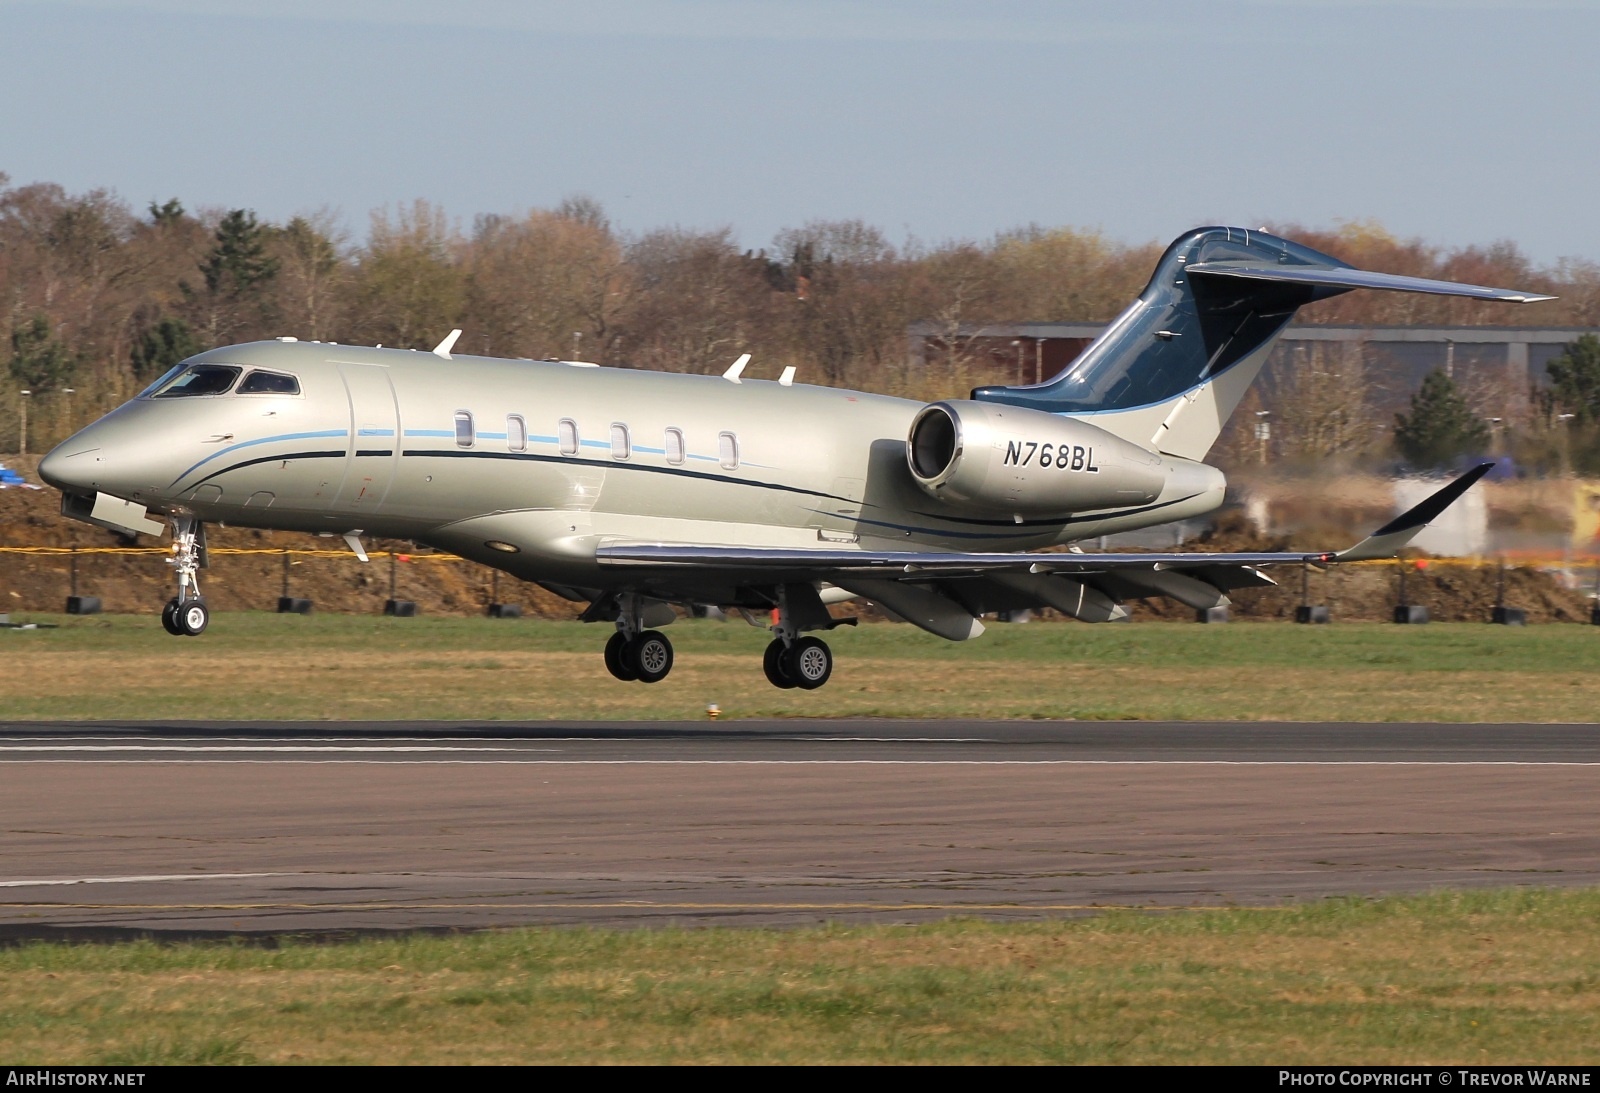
[{"x1": 3, "y1": 719, "x2": 1599, "y2": 938}]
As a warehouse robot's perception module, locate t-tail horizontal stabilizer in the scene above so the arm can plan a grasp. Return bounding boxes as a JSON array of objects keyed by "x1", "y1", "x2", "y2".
[
  {"x1": 1335, "y1": 463, "x2": 1495, "y2": 562},
  {"x1": 1185, "y1": 264, "x2": 1557, "y2": 304}
]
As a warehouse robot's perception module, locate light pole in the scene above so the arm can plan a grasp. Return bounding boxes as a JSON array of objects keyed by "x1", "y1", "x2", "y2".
[
  {"x1": 1010, "y1": 339, "x2": 1023, "y2": 385},
  {"x1": 1558, "y1": 413, "x2": 1576, "y2": 476},
  {"x1": 62, "y1": 387, "x2": 75, "y2": 436},
  {"x1": 1254, "y1": 410, "x2": 1271, "y2": 465},
  {"x1": 572, "y1": 331, "x2": 583, "y2": 361},
  {"x1": 18, "y1": 390, "x2": 30, "y2": 456}
]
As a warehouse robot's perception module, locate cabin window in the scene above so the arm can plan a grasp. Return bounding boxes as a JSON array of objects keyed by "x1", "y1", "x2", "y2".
[
  {"x1": 507, "y1": 414, "x2": 527, "y2": 452},
  {"x1": 610, "y1": 423, "x2": 631, "y2": 460},
  {"x1": 664, "y1": 427, "x2": 685, "y2": 465},
  {"x1": 152, "y1": 364, "x2": 241, "y2": 398},
  {"x1": 454, "y1": 411, "x2": 474, "y2": 448},
  {"x1": 558, "y1": 418, "x2": 579, "y2": 456},
  {"x1": 718, "y1": 431, "x2": 740, "y2": 470},
  {"x1": 237, "y1": 370, "x2": 300, "y2": 395}
]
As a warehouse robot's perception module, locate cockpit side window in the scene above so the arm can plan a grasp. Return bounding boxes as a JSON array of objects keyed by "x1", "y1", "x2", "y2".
[
  {"x1": 237, "y1": 370, "x2": 301, "y2": 395},
  {"x1": 151, "y1": 365, "x2": 242, "y2": 398}
]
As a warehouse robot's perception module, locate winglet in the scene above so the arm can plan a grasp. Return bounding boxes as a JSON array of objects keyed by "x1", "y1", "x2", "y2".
[
  {"x1": 1336, "y1": 462, "x2": 1494, "y2": 562},
  {"x1": 723, "y1": 353, "x2": 750, "y2": 382},
  {"x1": 432, "y1": 329, "x2": 463, "y2": 359}
]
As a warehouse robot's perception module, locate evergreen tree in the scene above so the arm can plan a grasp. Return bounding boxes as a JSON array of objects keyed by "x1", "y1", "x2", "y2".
[
  {"x1": 199, "y1": 209, "x2": 279, "y2": 298},
  {"x1": 8, "y1": 314, "x2": 77, "y2": 393},
  {"x1": 1393, "y1": 368, "x2": 1491, "y2": 469},
  {"x1": 129, "y1": 315, "x2": 200, "y2": 383},
  {"x1": 182, "y1": 209, "x2": 280, "y2": 343},
  {"x1": 1546, "y1": 333, "x2": 1600, "y2": 424},
  {"x1": 148, "y1": 198, "x2": 185, "y2": 227}
]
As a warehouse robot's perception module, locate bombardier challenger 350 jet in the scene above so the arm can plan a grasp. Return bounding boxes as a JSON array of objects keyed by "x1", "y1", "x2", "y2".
[{"x1": 38, "y1": 227, "x2": 1549, "y2": 689}]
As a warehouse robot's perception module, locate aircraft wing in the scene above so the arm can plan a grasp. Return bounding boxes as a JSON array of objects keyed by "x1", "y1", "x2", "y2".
[
  {"x1": 597, "y1": 543, "x2": 1336, "y2": 575},
  {"x1": 596, "y1": 463, "x2": 1491, "y2": 578}
]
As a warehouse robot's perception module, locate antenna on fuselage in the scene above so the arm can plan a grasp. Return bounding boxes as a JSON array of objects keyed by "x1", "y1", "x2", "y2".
[
  {"x1": 722, "y1": 353, "x2": 751, "y2": 383},
  {"x1": 432, "y1": 329, "x2": 463, "y2": 359}
]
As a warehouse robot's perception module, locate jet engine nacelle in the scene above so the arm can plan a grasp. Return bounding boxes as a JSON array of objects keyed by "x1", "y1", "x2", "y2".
[{"x1": 907, "y1": 400, "x2": 1168, "y2": 516}]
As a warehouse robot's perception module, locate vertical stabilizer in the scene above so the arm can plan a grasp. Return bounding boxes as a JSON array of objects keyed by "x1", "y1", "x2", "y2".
[{"x1": 970, "y1": 227, "x2": 1549, "y2": 461}]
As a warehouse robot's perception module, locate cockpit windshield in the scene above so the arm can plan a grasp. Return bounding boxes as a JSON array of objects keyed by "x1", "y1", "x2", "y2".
[{"x1": 150, "y1": 365, "x2": 243, "y2": 398}]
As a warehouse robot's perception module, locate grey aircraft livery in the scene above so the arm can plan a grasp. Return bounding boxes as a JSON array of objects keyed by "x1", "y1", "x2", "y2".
[{"x1": 37, "y1": 227, "x2": 1549, "y2": 689}]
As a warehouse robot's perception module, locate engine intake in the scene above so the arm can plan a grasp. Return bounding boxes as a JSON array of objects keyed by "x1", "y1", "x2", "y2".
[{"x1": 906, "y1": 400, "x2": 1168, "y2": 517}]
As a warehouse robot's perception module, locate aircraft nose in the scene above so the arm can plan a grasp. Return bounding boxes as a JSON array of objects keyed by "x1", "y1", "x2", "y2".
[{"x1": 37, "y1": 442, "x2": 101, "y2": 494}]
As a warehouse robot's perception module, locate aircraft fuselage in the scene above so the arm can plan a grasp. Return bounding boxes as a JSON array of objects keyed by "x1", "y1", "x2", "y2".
[{"x1": 41, "y1": 340, "x2": 1225, "y2": 604}]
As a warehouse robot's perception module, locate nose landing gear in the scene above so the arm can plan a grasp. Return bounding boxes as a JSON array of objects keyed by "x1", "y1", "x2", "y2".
[{"x1": 160, "y1": 515, "x2": 209, "y2": 637}]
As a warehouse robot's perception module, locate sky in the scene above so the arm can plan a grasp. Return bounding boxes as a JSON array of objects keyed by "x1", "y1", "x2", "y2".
[{"x1": 1, "y1": 0, "x2": 1597, "y2": 264}]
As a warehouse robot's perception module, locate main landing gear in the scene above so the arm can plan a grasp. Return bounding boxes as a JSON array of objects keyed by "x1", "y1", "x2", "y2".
[
  {"x1": 760, "y1": 584, "x2": 846, "y2": 690},
  {"x1": 601, "y1": 596, "x2": 675, "y2": 684},
  {"x1": 762, "y1": 635, "x2": 833, "y2": 690},
  {"x1": 159, "y1": 515, "x2": 209, "y2": 637},
  {"x1": 594, "y1": 587, "x2": 850, "y2": 689}
]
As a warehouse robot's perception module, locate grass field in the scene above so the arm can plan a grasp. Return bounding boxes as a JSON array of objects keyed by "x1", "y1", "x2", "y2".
[
  {"x1": 1, "y1": 613, "x2": 1598, "y2": 721},
  {"x1": 2, "y1": 889, "x2": 1598, "y2": 1064}
]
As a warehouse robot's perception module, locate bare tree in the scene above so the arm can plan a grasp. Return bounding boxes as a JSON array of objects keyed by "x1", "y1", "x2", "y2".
[{"x1": 350, "y1": 201, "x2": 464, "y2": 349}]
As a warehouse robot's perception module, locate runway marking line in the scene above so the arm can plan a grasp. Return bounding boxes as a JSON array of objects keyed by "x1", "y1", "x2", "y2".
[
  {"x1": 3, "y1": 759, "x2": 1600, "y2": 766},
  {"x1": 0, "y1": 872, "x2": 290, "y2": 888},
  {"x1": 0, "y1": 900, "x2": 1290, "y2": 913},
  {"x1": 0, "y1": 742, "x2": 531, "y2": 752}
]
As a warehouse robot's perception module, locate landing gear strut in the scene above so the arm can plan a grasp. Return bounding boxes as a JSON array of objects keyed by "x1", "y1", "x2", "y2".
[
  {"x1": 161, "y1": 515, "x2": 209, "y2": 637},
  {"x1": 601, "y1": 595, "x2": 675, "y2": 684}
]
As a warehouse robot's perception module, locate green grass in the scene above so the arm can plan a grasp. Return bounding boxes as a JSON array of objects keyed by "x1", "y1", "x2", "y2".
[
  {"x1": 2, "y1": 613, "x2": 1599, "y2": 720},
  {"x1": 3, "y1": 888, "x2": 1599, "y2": 1064}
]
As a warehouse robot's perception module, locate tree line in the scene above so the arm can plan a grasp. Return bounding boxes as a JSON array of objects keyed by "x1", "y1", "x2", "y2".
[{"x1": 4, "y1": 173, "x2": 1599, "y2": 470}]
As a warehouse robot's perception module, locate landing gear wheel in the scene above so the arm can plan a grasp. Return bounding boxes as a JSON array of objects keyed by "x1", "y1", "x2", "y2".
[
  {"x1": 762, "y1": 638, "x2": 797, "y2": 689},
  {"x1": 629, "y1": 630, "x2": 674, "y2": 684},
  {"x1": 160, "y1": 598, "x2": 183, "y2": 636},
  {"x1": 176, "y1": 599, "x2": 209, "y2": 637},
  {"x1": 782, "y1": 636, "x2": 833, "y2": 690},
  {"x1": 604, "y1": 631, "x2": 639, "y2": 681}
]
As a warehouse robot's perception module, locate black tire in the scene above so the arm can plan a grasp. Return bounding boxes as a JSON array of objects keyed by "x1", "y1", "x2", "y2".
[
  {"x1": 160, "y1": 598, "x2": 183, "y2": 636},
  {"x1": 629, "y1": 630, "x2": 674, "y2": 684},
  {"x1": 604, "y1": 631, "x2": 639, "y2": 681},
  {"x1": 762, "y1": 638, "x2": 797, "y2": 689},
  {"x1": 177, "y1": 599, "x2": 209, "y2": 637},
  {"x1": 782, "y1": 636, "x2": 833, "y2": 690}
]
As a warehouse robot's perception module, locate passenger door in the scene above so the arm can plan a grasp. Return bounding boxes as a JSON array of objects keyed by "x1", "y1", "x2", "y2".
[{"x1": 335, "y1": 363, "x2": 400, "y2": 510}]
